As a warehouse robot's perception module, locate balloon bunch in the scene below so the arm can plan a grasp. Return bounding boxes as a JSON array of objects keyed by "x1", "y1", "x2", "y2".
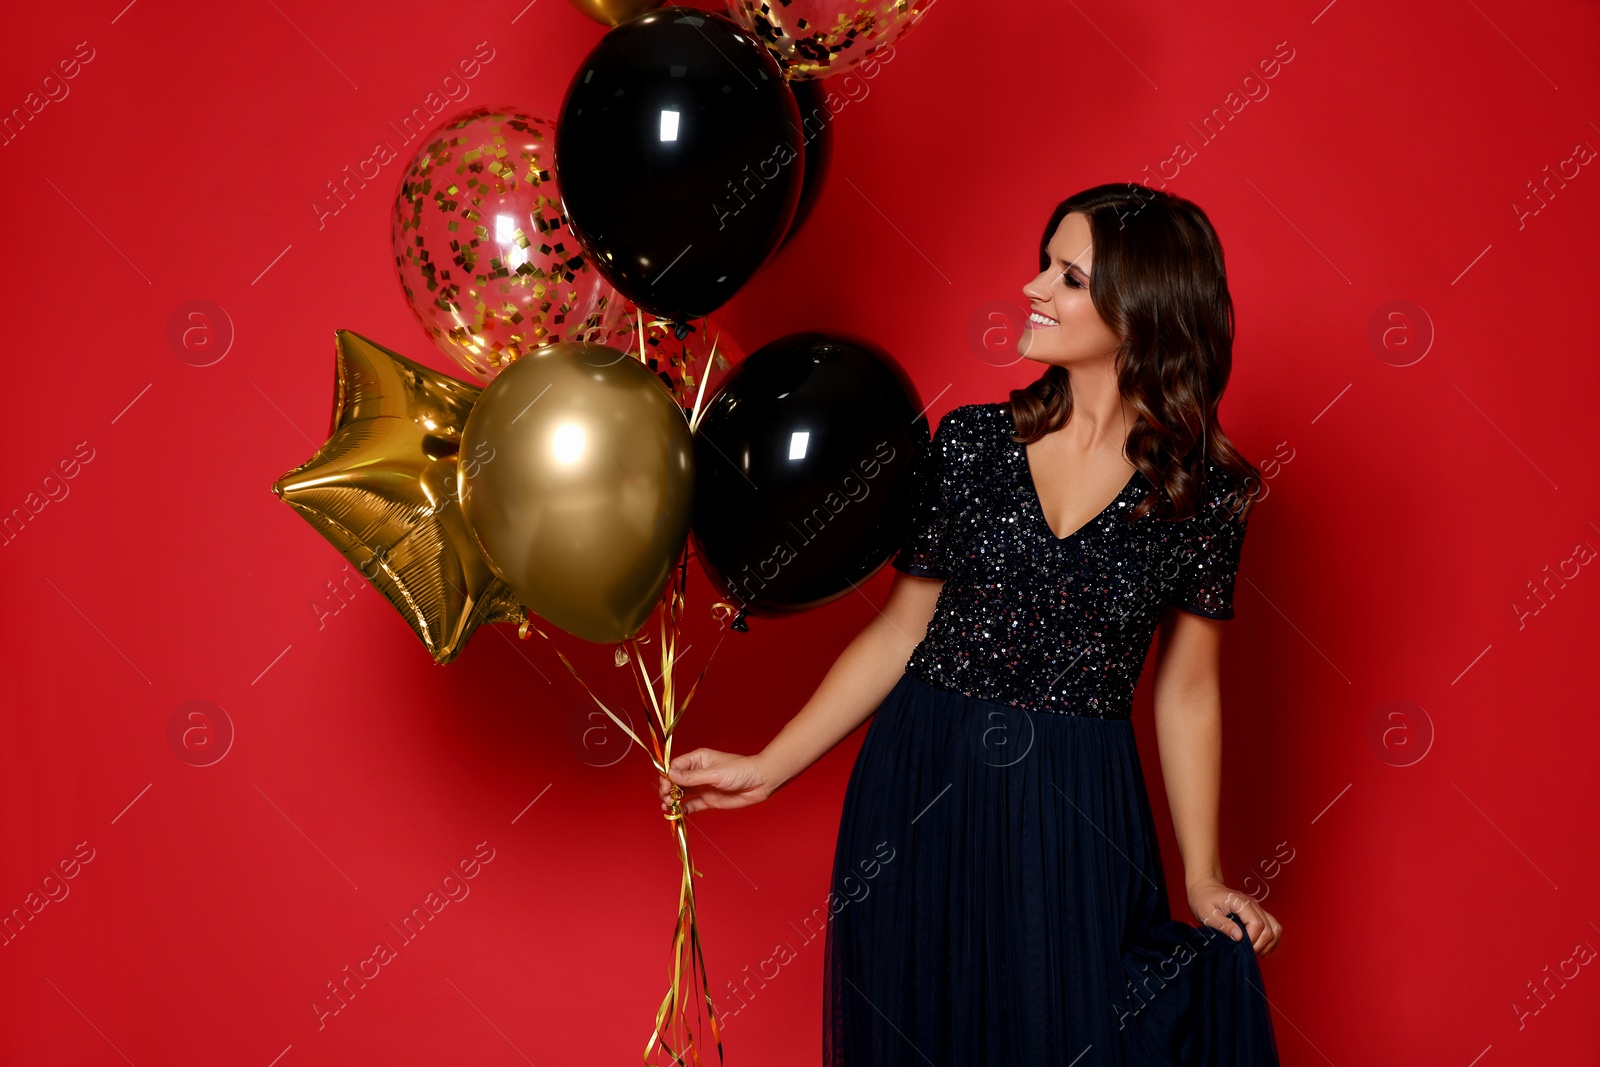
[{"x1": 273, "y1": 4, "x2": 942, "y2": 1064}]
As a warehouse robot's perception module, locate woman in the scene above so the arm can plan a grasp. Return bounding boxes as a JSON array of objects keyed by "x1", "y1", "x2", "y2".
[{"x1": 659, "y1": 183, "x2": 1284, "y2": 1065}]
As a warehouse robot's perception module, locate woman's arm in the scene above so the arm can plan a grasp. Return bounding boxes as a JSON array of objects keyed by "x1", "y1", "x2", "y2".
[
  {"x1": 1150, "y1": 606, "x2": 1282, "y2": 955},
  {"x1": 660, "y1": 571, "x2": 944, "y2": 813},
  {"x1": 760, "y1": 572, "x2": 943, "y2": 792},
  {"x1": 1150, "y1": 607, "x2": 1226, "y2": 886}
]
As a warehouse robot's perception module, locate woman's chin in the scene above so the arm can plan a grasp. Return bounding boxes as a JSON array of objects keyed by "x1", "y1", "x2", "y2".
[{"x1": 1017, "y1": 340, "x2": 1050, "y2": 365}]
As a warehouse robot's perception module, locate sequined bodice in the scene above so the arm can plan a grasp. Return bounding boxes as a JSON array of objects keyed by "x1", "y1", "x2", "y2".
[{"x1": 891, "y1": 403, "x2": 1250, "y2": 719}]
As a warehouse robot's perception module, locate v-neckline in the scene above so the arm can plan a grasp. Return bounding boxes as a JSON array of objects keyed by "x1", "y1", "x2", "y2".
[
  {"x1": 1022, "y1": 453, "x2": 1140, "y2": 542},
  {"x1": 1013, "y1": 412, "x2": 1142, "y2": 543}
]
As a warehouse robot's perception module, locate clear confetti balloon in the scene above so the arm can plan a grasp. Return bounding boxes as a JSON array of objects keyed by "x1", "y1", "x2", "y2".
[
  {"x1": 728, "y1": 0, "x2": 938, "y2": 80},
  {"x1": 393, "y1": 106, "x2": 633, "y2": 381}
]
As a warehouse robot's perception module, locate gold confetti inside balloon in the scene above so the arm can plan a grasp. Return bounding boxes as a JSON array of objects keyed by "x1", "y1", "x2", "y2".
[
  {"x1": 457, "y1": 342, "x2": 694, "y2": 645},
  {"x1": 564, "y1": 0, "x2": 665, "y2": 26},
  {"x1": 392, "y1": 107, "x2": 634, "y2": 382},
  {"x1": 728, "y1": 0, "x2": 938, "y2": 80},
  {"x1": 272, "y1": 330, "x2": 526, "y2": 664}
]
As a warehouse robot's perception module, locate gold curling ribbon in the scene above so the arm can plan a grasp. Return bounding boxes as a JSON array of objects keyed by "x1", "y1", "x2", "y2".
[
  {"x1": 517, "y1": 319, "x2": 736, "y2": 1065},
  {"x1": 520, "y1": 556, "x2": 730, "y2": 1064}
]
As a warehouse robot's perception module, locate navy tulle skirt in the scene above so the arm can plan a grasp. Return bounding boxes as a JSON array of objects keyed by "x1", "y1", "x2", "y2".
[{"x1": 823, "y1": 671, "x2": 1281, "y2": 1067}]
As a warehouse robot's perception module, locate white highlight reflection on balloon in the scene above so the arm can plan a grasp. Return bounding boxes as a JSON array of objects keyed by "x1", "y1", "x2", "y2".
[
  {"x1": 553, "y1": 422, "x2": 587, "y2": 464},
  {"x1": 494, "y1": 213, "x2": 530, "y2": 270}
]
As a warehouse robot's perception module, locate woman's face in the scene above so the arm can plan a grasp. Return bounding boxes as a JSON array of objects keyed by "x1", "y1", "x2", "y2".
[{"x1": 1017, "y1": 211, "x2": 1123, "y2": 367}]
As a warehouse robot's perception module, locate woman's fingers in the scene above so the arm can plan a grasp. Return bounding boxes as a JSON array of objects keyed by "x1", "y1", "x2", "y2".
[
  {"x1": 668, "y1": 793, "x2": 704, "y2": 815},
  {"x1": 659, "y1": 749, "x2": 707, "y2": 811},
  {"x1": 661, "y1": 788, "x2": 699, "y2": 813},
  {"x1": 1242, "y1": 910, "x2": 1266, "y2": 950},
  {"x1": 1256, "y1": 911, "x2": 1283, "y2": 956},
  {"x1": 658, "y1": 749, "x2": 766, "y2": 815},
  {"x1": 1239, "y1": 903, "x2": 1277, "y2": 954},
  {"x1": 1191, "y1": 886, "x2": 1282, "y2": 957},
  {"x1": 669, "y1": 748, "x2": 720, "y2": 788},
  {"x1": 1204, "y1": 901, "x2": 1261, "y2": 947},
  {"x1": 1216, "y1": 912, "x2": 1247, "y2": 941},
  {"x1": 1197, "y1": 899, "x2": 1244, "y2": 939},
  {"x1": 659, "y1": 755, "x2": 713, "y2": 812}
]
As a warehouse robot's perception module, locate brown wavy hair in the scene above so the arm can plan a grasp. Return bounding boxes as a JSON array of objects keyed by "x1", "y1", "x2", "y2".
[{"x1": 1008, "y1": 182, "x2": 1259, "y2": 526}]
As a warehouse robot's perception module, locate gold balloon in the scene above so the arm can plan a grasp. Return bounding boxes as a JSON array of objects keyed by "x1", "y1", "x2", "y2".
[
  {"x1": 272, "y1": 330, "x2": 526, "y2": 664},
  {"x1": 564, "y1": 0, "x2": 665, "y2": 26},
  {"x1": 458, "y1": 342, "x2": 694, "y2": 645}
]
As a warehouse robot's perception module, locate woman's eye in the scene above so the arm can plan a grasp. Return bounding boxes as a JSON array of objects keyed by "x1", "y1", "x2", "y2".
[{"x1": 1061, "y1": 271, "x2": 1084, "y2": 289}]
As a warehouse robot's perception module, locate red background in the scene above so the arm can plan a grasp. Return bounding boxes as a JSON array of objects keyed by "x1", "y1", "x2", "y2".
[{"x1": 4, "y1": 0, "x2": 1599, "y2": 1063}]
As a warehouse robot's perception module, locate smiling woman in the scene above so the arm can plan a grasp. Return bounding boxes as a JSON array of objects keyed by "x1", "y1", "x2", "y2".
[
  {"x1": 664, "y1": 182, "x2": 1282, "y2": 1066},
  {"x1": 1012, "y1": 182, "x2": 1259, "y2": 530}
]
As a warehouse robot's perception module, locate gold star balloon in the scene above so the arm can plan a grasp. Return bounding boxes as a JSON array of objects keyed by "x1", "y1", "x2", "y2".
[
  {"x1": 272, "y1": 330, "x2": 526, "y2": 663},
  {"x1": 563, "y1": 0, "x2": 665, "y2": 26}
]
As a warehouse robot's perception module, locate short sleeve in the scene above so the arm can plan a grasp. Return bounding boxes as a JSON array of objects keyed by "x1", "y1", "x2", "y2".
[
  {"x1": 890, "y1": 414, "x2": 953, "y2": 580},
  {"x1": 1167, "y1": 477, "x2": 1250, "y2": 620}
]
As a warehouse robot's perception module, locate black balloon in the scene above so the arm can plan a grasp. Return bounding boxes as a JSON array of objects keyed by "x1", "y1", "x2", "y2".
[
  {"x1": 556, "y1": 8, "x2": 805, "y2": 322},
  {"x1": 776, "y1": 79, "x2": 834, "y2": 252},
  {"x1": 691, "y1": 333, "x2": 928, "y2": 616}
]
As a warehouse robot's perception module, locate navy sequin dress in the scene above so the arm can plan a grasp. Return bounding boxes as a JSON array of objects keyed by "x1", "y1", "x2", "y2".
[{"x1": 822, "y1": 402, "x2": 1281, "y2": 1066}]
